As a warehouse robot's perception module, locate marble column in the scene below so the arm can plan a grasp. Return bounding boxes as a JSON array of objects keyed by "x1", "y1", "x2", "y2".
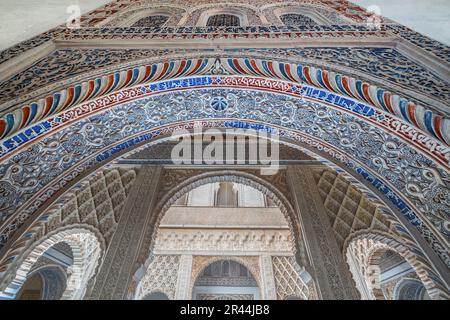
[
  {"x1": 286, "y1": 165, "x2": 359, "y2": 300},
  {"x1": 260, "y1": 255, "x2": 277, "y2": 300},
  {"x1": 86, "y1": 165, "x2": 163, "y2": 300},
  {"x1": 174, "y1": 254, "x2": 193, "y2": 299}
]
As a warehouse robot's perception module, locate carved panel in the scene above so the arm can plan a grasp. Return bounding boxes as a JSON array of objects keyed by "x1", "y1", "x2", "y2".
[
  {"x1": 312, "y1": 168, "x2": 396, "y2": 249},
  {"x1": 272, "y1": 255, "x2": 310, "y2": 300},
  {"x1": 135, "y1": 254, "x2": 180, "y2": 300}
]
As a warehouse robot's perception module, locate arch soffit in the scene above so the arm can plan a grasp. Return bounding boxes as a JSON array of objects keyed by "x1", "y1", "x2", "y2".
[
  {"x1": 182, "y1": 3, "x2": 265, "y2": 26},
  {"x1": 392, "y1": 278, "x2": 426, "y2": 300}
]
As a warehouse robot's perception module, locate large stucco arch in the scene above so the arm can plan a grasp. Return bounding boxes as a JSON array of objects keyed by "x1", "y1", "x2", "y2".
[
  {"x1": 344, "y1": 231, "x2": 450, "y2": 300},
  {"x1": 0, "y1": 225, "x2": 104, "y2": 300},
  {"x1": 0, "y1": 62, "x2": 445, "y2": 296}
]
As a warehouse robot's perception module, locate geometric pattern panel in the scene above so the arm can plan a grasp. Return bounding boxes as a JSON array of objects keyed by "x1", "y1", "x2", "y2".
[
  {"x1": 312, "y1": 168, "x2": 394, "y2": 249},
  {"x1": 135, "y1": 254, "x2": 180, "y2": 300},
  {"x1": 36, "y1": 167, "x2": 138, "y2": 245},
  {"x1": 272, "y1": 256, "x2": 310, "y2": 300}
]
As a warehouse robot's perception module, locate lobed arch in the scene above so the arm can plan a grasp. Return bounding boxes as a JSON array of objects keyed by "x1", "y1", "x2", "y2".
[
  {"x1": 0, "y1": 226, "x2": 104, "y2": 300},
  {"x1": 344, "y1": 231, "x2": 450, "y2": 300},
  {"x1": 0, "y1": 71, "x2": 448, "y2": 295}
]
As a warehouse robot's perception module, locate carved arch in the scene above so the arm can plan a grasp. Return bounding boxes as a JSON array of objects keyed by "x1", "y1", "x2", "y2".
[
  {"x1": 344, "y1": 231, "x2": 450, "y2": 300},
  {"x1": 0, "y1": 226, "x2": 104, "y2": 300}
]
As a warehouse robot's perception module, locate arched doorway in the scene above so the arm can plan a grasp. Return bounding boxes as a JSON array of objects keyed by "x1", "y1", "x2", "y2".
[
  {"x1": 0, "y1": 228, "x2": 102, "y2": 300},
  {"x1": 192, "y1": 260, "x2": 260, "y2": 300},
  {"x1": 142, "y1": 291, "x2": 170, "y2": 300},
  {"x1": 1, "y1": 61, "x2": 448, "y2": 299}
]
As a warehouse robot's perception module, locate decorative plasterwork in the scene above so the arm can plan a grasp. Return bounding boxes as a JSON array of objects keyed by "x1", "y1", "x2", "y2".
[
  {"x1": 38, "y1": 167, "x2": 138, "y2": 245},
  {"x1": 0, "y1": 167, "x2": 135, "y2": 293},
  {"x1": 136, "y1": 169, "x2": 307, "y2": 269},
  {"x1": 271, "y1": 255, "x2": 312, "y2": 300},
  {"x1": 2, "y1": 47, "x2": 448, "y2": 117},
  {"x1": 1, "y1": 57, "x2": 447, "y2": 146},
  {"x1": 263, "y1": 3, "x2": 351, "y2": 25},
  {"x1": 312, "y1": 168, "x2": 396, "y2": 249},
  {"x1": 189, "y1": 5, "x2": 258, "y2": 27},
  {"x1": 134, "y1": 254, "x2": 180, "y2": 300},
  {"x1": 99, "y1": 5, "x2": 186, "y2": 27},
  {"x1": 0, "y1": 80, "x2": 448, "y2": 271},
  {"x1": 154, "y1": 229, "x2": 294, "y2": 254},
  {"x1": 73, "y1": 0, "x2": 376, "y2": 27}
]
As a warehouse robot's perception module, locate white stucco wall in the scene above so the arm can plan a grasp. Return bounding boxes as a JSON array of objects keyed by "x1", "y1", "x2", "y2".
[
  {"x1": 352, "y1": 0, "x2": 450, "y2": 46},
  {"x1": 0, "y1": 0, "x2": 110, "y2": 50},
  {"x1": 0, "y1": 0, "x2": 449, "y2": 51}
]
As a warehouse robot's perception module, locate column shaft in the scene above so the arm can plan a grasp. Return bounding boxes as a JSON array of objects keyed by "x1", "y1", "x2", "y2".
[{"x1": 286, "y1": 165, "x2": 358, "y2": 299}]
